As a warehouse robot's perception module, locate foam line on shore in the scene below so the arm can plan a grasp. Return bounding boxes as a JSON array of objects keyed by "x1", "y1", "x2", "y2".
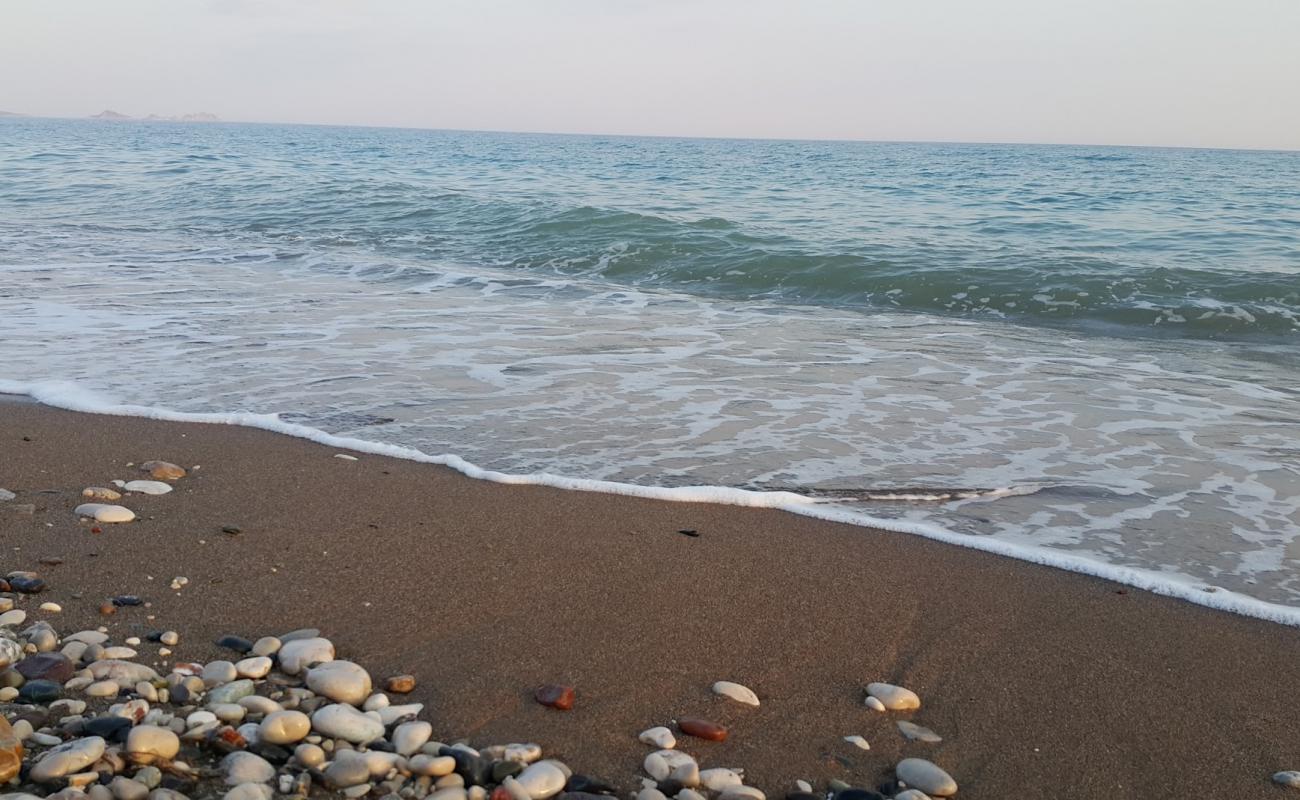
[{"x1": 4, "y1": 378, "x2": 1299, "y2": 628}]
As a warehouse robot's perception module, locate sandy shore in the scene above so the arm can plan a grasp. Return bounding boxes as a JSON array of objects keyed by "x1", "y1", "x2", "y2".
[{"x1": 2, "y1": 398, "x2": 1298, "y2": 798}]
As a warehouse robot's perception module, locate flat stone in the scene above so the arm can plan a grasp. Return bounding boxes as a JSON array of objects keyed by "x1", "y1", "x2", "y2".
[
  {"x1": 711, "y1": 681, "x2": 760, "y2": 706},
  {"x1": 305, "y1": 660, "x2": 372, "y2": 705},
  {"x1": 0, "y1": 610, "x2": 25, "y2": 627},
  {"x1": 82, "y1": 487, "x2": 122, "y2": 501},
  {"x1": 717, "y1": 788, "x2": 765, "y2": 800},
  {"x1": 140, "y1": 461, "x2": 186, "y2": 481},
  {"x1": 895, "y1": 759, "x2": 957, "y2": 797},
  {"x1": 209, "y1": 678, "x2": 256, "y2": 705},
  {"x1": 85, "y1": 680, "x2": 121, "y2": 698},
  {"x1": 1275, "y1": 771, "x2": 1300, "y2": 789},
  {"x1": 235, "y1": 656, "x2": 272, "y2": 679},
  {"x1": 310, "y1": 703, "x2": 384, "y2": 743},
  {"x1": 30, "y1": 736, "x2": 106, "y2": 782},
  {"x1": 215, "y1": 635, "x2": 254, "y2": 654},
  {"x1": 16, "y1": 652, "x2": 75, "y2": 683},
  {"x1": 251, "y1": 636, "x2": 280, "y2": 656},
  {"x1": 896, "y1": 721, "x2": 942, "y2": 743},
  {"x1": 73, "y1": 504, "x2": 136, "y2": 523},
  {"x1": 866, "y1": 682, "x2": 920, "y2": 711},
  {"x1": 83, "y1": 716, "x2": 132, "y2": 739},
  {"x1": 535, "y1": 684, "x2": 575, "y2": 711},
  {"x1": 19, "y1": 679, "x2": 61, "y2": 703},
  {"x1": 8, "y1": 574, "x2": 47, "y2": 593},
  {"x1": 699, "y1": 770, "x2": 743, "y2": 792},
  {"x1": 277, "y1": 637, "x2": 334, "y2": 675},
  {"x1": 892, "y1": 791, "x2": 929, "y2": 800},
  {"x1": 677, "y1": 717, "x2": 727, "y2": 742},
  {"x1": 843, "y1": 735, "x2": 870, "y2": 751},
  {"x1": 123, "y1": 480, "x2": 172, "y2": 495},
  {"x1": 259, "y1": 710, "x2": 310, "y2": 745},
  {"x1": 86, "y1": 660, "x2": 158, "y2": 686}
]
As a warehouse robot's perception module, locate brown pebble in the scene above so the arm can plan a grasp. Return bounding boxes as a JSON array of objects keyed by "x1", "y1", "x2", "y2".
[
  {"x1": 384, "y1": 675, "x2": 416, "y2": 694},
  {"x1": 141, "y1": 460, "x2": 186, "y2": 481},
  {"x1": 38, "y1": 557, "x2": 64, "y2": 566},
  {"x1": 99, "y1": 602, "x2": 116, "y2": 616},
  {"x1": 678, "y1": 717, "x2": 728, "y2": 741},
  {"x1": 534, "y1": 684, "x2": 575, "y2": 711}
]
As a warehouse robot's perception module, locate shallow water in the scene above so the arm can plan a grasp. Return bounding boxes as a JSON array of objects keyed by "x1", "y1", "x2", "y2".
[{"x1": 2, "y1": 119, "x2": 1298, "y2": 615}]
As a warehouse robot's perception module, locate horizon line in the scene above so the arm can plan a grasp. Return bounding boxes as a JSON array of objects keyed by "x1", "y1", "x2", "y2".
[{"x1": 3, "y1": 111, "x2": 1298, "y2": 155}]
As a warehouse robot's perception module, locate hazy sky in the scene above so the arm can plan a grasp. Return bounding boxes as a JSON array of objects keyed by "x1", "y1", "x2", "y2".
[{"x1": 2, "y1": 0, "x2": 1298, "y2": 150}]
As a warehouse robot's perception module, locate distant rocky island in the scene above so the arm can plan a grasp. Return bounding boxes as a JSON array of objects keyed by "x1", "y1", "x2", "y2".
[
  {"x1": 90, "y1": 110, "x2": 220, "y2": 122},
  {"x1": 0, "y1": 110, "x2": 23, "y2": 117}
]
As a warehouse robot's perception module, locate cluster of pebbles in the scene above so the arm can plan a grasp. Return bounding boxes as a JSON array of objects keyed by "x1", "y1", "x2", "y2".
[{"x1": 2, "y1": 457, "x2": 966, "y2": 799}]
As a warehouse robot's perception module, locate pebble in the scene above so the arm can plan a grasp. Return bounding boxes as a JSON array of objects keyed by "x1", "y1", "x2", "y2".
[
  {"x1": 277, "y1": 636, "x2": 335, "y2": 675},
  {"x1": 1275, "y1": 772, "x2": 1300, "y2": 789},
  {"x1": 29, "y1": 736, "x2": 106, "y2": 782},
  {"x1": 73, "y1": 503, "x2": 136, "y2": 523},
  {"x1": 293, "y1": 742, "x2": 326, "y2": 768},
  {"x1": 82, "y1": 487, "x2": 122, "y2": 501},
  {"x1": 514, "y1": 761, "x2": 567, "y2": 800},
  {"x1": 216, "y1": 634, "x2": 255, "y2": 653},
  {"x1": 305, "y1": 659, "x2": 372, "y2": 705},
  {"x1": 224, "y1": 783, "x2": 273, "y2": 800},
  {"x1": 677, "y1": 717, "x2": 727, "y2": 742},
  {"x1": 410, "y1": 754, "x2": 456, "y2": 777},
  {"x1": 259, "y1": 710, "x2": 311, "y2": 745},
  {"x1": 235, "y1": 656, "x2": 273, "y2": 679},
  {"x1": 159, "y1": 630, "x2": 180, "y2": 646},
  {"x1": 393, "y1": 720, "x2": 433, "y2": 755},
  {"x1": 108, "y1": 776, "x2": 148, "y2": 800},
  {"x1": 0, "y1": 716, "x2": 20, "y2": 783},
  {"x1": 239, "y1": 695, "x2": 281, "y2": 715},
  {"x1": 895, "y1": 759, "x2": 957, "y2": 797},
  {"x1": 126, "y1": 725, "x2": 180, "y2": 764},
  {"x1": 534, "y1": 684, "x2": 575, "y2": 711},
  {"x1": 0, "y1": 610, "x2": 27, "y2": 627},
  {"x1": 251, "y1": 636, "x2": 280, "y2": 656},
  {"x1": 39, "y1": 602, "x2": 62, "y2": 612},
  {"x1": 223, "y1": 751, "x2": 276, "y2": 785},
  {"x1": 711, "y1": 681, "x2": 760, "y2": 706},
  {"x1": 644, "y1": 753, "x2": 671, "y2": 782},
  {"x1": 19, "y1": 678, "x2": 61, "y2": 702},
  {"x1": 639, "y1": 726, "x2": 676, "y2": 749},
  {"x1": 794, "y1": 780, "x2": 812, "y2": 792},
  {"x1": 843, "y1": 735, "x2": 870, "y2": 751},
  {"x1": 384, "y1": 674, "x2": 416, "y2": 693},
  {"x1": 140, "y1": 460, "x2": 186, "y2": 480},
  {"x1": 699, "y1": 769, "x2": 743, "y2": 792},
  {"x1": 896, "y1": 721, "x2": 942, "y2": 743},
  {"x1": 866, "y1": 682, "x2": 921, "y2": 711},
  {"x1": 864, "y1": 696, "x2": 886, "y2": 712},
  {"x1": 208, "y1": 679, "x2": 256, "y2": 704},
  {"x1": 123, "y1": 480, "x2": 173, "y2": 495},
  {"x1": 310, "y1": 703, "x2": 385, "y2": 743},
  {"x1": 17, "y1": 651, "x2": 75, "y2": 682},
  {"x1": 893, "y1": 791, "x2": 932, "y2": 800},
  {"x1": 717, "y1": 788, "x2": 765, "y2": 800}
]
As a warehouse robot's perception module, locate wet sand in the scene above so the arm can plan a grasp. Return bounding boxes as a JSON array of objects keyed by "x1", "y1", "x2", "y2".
[{"x1": 2, "y1": 398, "x2": 1298, "y2": 798}]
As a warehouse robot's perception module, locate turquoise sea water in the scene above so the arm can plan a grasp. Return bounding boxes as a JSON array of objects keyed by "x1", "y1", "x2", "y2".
[{"x1": 2, "y1": 119, "x2": 1298, "y2": 615}]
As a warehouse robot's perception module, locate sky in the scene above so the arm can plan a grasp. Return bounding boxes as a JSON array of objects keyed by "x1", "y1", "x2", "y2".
[{"x1": 1, "y1": 0, "x2": 1298, "y2": 150}]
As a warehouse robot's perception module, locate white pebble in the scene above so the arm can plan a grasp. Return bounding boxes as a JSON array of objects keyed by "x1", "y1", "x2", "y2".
[
  {"x1": 74, "y1": 503, "x2": 136, "y2": 523},
  {"x1": 39, "y1": 602, "x2": 62, "y2": 613},
  {"x1": 866, "y1": 682, "x2": 921, "y2": 711},
  {"x1": 711, "y1": 680, "x2": 760, "y2": 706},
  {"x1": 843, "y1": 735, "x2": 870, "y2": 751},
  {"x1": 638, "y1": 726, "x2": 676, "y2": 749}
]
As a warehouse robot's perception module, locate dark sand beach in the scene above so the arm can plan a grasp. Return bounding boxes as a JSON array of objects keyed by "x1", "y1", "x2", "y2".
[{"x1": 2, "y1": 398, "x2": 1298, "y2": 798}]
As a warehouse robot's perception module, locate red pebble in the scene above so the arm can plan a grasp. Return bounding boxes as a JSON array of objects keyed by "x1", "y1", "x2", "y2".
[
  {"x1": 490, "y1": 788, "x2": 512, "y2": 800},
  {"x1": 91, "y1": 527, "x2": 102, "y2": 534},
  {"x1": 678, "y1": 717, "x2": 728, "y2": 741},
  {"x1": 534, "y1": 684, "x2": 575, "y2": 711}
]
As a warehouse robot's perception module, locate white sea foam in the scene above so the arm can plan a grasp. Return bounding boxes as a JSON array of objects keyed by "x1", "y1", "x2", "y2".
[{"x1": 5, "y1": 378, "x2": 1300, "y2": 628}]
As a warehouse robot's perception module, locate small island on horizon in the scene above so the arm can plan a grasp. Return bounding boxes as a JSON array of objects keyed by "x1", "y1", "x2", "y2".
[{"x1": 90, "y1": 109, "x2": 220, "y2": 122}]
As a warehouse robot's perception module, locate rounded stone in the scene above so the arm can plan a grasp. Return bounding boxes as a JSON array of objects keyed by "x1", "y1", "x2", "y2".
[
  {"x1": 277, "y1": 637, "x2": 334, "y2": 675},
  {"x1": 699, "y1": 770, "x2": 743, "y2": 792},
  {"x1": 310, "y1": 703, "x2": 384, "y2": 743},
  {"x1": 140, "y1": 461, "x2": 186, "y2": 481},
  {"x1": 126, "y1": 725, "x2": 180, "y2": 764},
  {"x1": 410, "y1": 754, "x2": 456, "y2": 777},
  {"x1": 251, "y1": 637, "x2": 281, "y2": 657},
  {"x1": 109, "y1": 776, "x2": 149, "y2": 800},
  {"x1": 208, "y1": 678, "x2": 256, "y2": 704},
  {"x1": 83, "y1": 487, "x2": 122, "y2": 501},
  {"x1": 18, "y1": 678, "x2": 61, "y2": 703},
  {"x1": 202, "y1": 661, "x2": 239, "y2": 687},
  {"x1": 534, "y1": 684, "x2": 575, "y2": 711},
  {"x1": 123, "y1": 480, "x2": 173, "y2": 495},
  {"x1": 30, "y1": 736, "x2": 106, "y2": 782},
  {"x1": 1274, "y1": 771, "x2": 1300, "y2": 789},
  {"x1": 515, "y1": 761, "x2": 567, "y2": 800},
  {"x1": 235, "y1": 656, "x2": 272, "y2": 679},
  {"x1": 223, "y1": 751, "x2": 276, "y2": 785},
  {"x1": 393, "y1": 720, "x2": 433, "y2": 755},
  {"x1": 259, "y1": 710, "x2": 310, "y2": 745},
  {"x1": 294, "y1": 742, "x2": 326, "y2": 768},
  {"x1": 639, "y1": 726, "x2": 676, "y2": 749},
  {"x1": 325, "y1": 757, "x2": 372, "y2": 789},
  {"x1": 866, "y1": 682, "x2": 920, "y2": 711},
  {"x1": 223, "y1": 783, "x2": 273, "y2": 800},
  {"x1": 895, "y1": 759, "x2": 957, "y2": 797},
  {"x1": 0, "y1": 716, "x2": 23, "y2": 783},
  {"x1": 384, "y1": 674, "x2": 416, "y2": 693},
  {"x1": 305, "y1": 660, "x2": 372, "y2": 705},
  {"x1": 16, "y1": 652, "x2": 75, "y2": 683}
]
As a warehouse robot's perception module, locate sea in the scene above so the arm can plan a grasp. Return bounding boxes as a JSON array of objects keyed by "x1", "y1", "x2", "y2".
[{"x1": 1, "y1": 118, "x2": 1297, "y2": 622}]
